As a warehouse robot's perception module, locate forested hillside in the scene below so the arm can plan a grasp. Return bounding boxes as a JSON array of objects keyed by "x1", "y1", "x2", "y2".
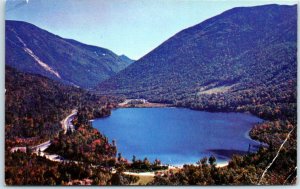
[
  {"x1": 5, "y1": 66, "x2": 131, "y2": 185},
  {"x1": 6, "y1": 20, "x2": 133, "y2": 88},
  {"x1": 5, "y1": 65, "x2": 121, "y2": 150},
  {"x1": 97, "y1": 5, "x2": 296, "y2": 117}
]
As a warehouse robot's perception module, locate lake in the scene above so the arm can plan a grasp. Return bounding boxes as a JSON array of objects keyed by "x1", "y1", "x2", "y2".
[{"x1": 93, "y1": 108, "x2": 263, "y2": 165}]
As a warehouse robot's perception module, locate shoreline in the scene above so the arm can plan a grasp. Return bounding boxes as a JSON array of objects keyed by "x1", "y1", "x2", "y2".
[
  {"x1": 117, "y1": 99, "x2": 266, "y2": 144},
  {"x1": 92, "y1": 99, "x2": 267, "y2": 170},
  {"x1": 118, "y1": 102, "x2": 172, "y2": 108},
  {"x1": 123, "y1": 161, "x2": 229, "y2": 177}
]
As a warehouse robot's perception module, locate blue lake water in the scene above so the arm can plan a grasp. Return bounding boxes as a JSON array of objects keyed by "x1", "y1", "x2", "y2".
[{"x1": 93, "y1": 108, "x2": 263, "y2": 165}]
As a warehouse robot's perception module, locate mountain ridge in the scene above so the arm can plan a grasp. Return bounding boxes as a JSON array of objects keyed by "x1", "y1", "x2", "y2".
[
  {"x1": 6, "y1": 20, "x2": 133, "y2": 88},
  {"x1": 96, "y1": 4, "x2": 297, "y2": 123},
  {"x1": 97, "y1": 4, "x2": 296, "y2": 108}
]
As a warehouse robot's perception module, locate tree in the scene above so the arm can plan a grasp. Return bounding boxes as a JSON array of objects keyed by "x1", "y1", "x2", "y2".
[
  {"x1": 118, "y1": 153, "x2": 122, "y2": 162},
  {"x1": 200, "y1": 157, "x2": 208, "y2": 166},
  {"x1": 209, "y1": 156, "x2": 216, "y2": 167},
  {"x1": 26, "y1": 145, "x2": 32, "y2": 155},
  {"x1": 143, "y1": 157, "x2": 151, "y2": 170},
  {"x1": 154, "y1": 158, "x2": 161, "y2": 166}
]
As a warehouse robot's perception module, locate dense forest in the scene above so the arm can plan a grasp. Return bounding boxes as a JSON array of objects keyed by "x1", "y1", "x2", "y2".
[
  {"x1": 6, "y1": 66, "x2": 80, "y2": 147},
  {"x1": 5, "y1": 66, "x2": 129, "y2": 185},
  {"x1": 5, "y1": 151, "x2": 140, "y2": 185},
  {"x1": 45, "y1": 107, "x2": 118, "y2": 166},
  {"x1": 98, "y1": 5, "x2": 296, "y2": 101},
  {"x1": 5, "y1": 66, "x2": 121, "y2": 148}
]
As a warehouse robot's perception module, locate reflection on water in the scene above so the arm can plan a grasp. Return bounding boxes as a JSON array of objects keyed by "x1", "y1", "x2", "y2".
[{"x1": 93, "y1": 108, "x2": 263, "y2": 165}]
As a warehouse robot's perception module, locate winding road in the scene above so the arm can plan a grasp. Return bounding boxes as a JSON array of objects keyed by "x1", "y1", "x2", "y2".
[
  {"x1": 62, "y1": 109, "x2": 77, "y2": 134},
  {"x1": 35, "y1": 109, "x2": 77, "y2": 161},
  {"x1": 11, "y1": 109, "x2": 78, "y2": 162}
]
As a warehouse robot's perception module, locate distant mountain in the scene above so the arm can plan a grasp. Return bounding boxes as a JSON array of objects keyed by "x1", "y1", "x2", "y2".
[
  {"x1": 119, "y1": 54, "x2": 135, "y2": 65},
  {"x1": 6, "y1": 20, "x2": 133, "y2": 88},
  {"x1": 97, "y1": 4, "x2": 297, "y2": 116}
]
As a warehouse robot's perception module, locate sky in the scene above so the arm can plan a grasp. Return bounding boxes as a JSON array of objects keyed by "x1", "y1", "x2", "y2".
[{"x1": 5, "y1": 0, "x2": 297, "y2": 60}]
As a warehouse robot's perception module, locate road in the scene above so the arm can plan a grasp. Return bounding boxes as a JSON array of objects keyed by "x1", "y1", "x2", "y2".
[
  {"x1": 11, "y1": 109, "x2": 78, "y2": 163},
  {"x1": 34, "y1": 109, "x2": 77, "y2": 161},
  {"x1": 31, "y1": 140, "x2": 51, "y2": 153},
  {"x1": 62, "y1": 109, "x2": 77, "y2": 134}
]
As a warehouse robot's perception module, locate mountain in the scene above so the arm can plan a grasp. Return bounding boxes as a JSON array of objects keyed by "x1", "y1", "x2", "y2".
[
  {"x1": 97, "y1": 4, "x2": 297, "y2": 116},
  {"x1": 6, "y1": 20, "x2": 133, "y2": 88},
  {"x1": 119, "y1": 54, "x2": 135, "y2": 65}
]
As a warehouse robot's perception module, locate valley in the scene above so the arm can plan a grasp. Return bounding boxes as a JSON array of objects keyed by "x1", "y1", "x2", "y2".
[{"x1": 5, "y1": 3, "x2": 297, "y2": 186}]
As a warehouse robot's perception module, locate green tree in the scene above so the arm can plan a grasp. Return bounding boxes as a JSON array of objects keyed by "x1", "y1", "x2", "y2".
[
  {"x1": 209, "y1": 156, "x2": 216, "y2": 167},
  {"x1": 118, "y1": 153, "x2": 122, "y2": 162}
]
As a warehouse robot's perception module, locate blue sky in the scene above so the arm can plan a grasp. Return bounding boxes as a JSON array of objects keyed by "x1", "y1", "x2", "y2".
[{"x1": 6, "y1": 0, "x2": 297, "y2": 59}]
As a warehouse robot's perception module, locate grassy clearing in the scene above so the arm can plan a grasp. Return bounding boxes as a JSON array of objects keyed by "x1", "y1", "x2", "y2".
[{"x1": 132, "y1": 175, "x2": 154, "y2": 185}]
